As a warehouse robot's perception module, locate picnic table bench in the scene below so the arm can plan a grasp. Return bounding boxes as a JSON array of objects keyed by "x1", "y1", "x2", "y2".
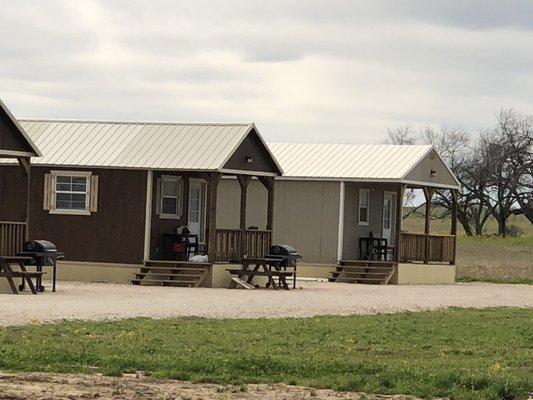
[
  {"x1": 0, "y1": 256, "x2": 46, "y2": 294},
  {"x1": 227, "y1": 257, "x2": 295, "y2": 290}
]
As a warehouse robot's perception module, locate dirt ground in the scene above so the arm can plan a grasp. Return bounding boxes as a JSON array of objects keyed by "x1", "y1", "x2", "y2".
[
  {"x1": 0, "y1": 371, "x2": 429, "y2": 400},
  {"x1": 0, "y1": 281, "x2": 532, "y2": 326}
]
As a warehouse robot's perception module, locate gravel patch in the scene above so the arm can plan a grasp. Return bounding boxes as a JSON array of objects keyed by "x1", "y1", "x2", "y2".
[{"x1": 0, "y1": 281, "x2": 531, "y2": 326}]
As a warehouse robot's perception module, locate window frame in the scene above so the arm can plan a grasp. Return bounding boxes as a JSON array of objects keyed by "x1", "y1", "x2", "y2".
[
  {"x1": 159, "y1": 175, "x2": 182, "y2": 220},
  {"x1": 358, "y1": 188, "x2": 370, "y2": 226},
  {"x1": 49, "y1": 170, "x2": 92, "y2": 216}
]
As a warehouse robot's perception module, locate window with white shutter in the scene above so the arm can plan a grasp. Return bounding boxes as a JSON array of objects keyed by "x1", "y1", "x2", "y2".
[{"x1": 45, "y1": 171, "x2": 97, "y2": 216}]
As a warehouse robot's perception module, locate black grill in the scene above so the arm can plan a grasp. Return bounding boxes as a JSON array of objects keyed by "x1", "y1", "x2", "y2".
[
  {"x1": 19, "y1": 240, "x2": 63, "y2": 292},
  {"x1": 266, "y1": 244, "x2": 301, "y2": 288},
  {"x1": 266, "y1": 244, "x2": 301, "y2": 264}
]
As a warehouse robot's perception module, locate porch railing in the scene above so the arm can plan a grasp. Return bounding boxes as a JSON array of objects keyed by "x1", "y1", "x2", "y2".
[
  {"x1": 0, "y1": 221, "x2": 27, "y2": 256},
  {"x1": 399, "y1": 232, "x2": 455, "y2": 264},
  {"x1": 215, "y1": 229, "x2": 272, "y2": 262}
]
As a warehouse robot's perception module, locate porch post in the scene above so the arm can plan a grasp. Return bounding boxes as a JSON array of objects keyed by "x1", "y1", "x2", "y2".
[
  {"x1": 205, "y1": 172, "x2": 221, "y2": 263},
  {"x1": 395, "y1": 184, "x2": 406, "y2": 262},
  {"x1": 237, "y1": 175, "x2": 251, "y2": 230},
  {"x1": 450, "y1": 189, "x2": 458, "y2": 265},
  {"x1": 258, "y1": 176, "x2": 275, "y2": 231},
  {"x1": 423, "y1": 186, "x2": 434, "y2": 264},
  {"x1": 18, "y1": 157, "x2": 31, "y2": 241},
  {"x1": 237, "y1": 175, "x2": 251, "y2": 258}
]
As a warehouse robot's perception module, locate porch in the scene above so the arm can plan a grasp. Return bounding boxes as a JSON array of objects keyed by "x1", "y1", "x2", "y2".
[
  {"x1": 147, "y1": 171, "x2": 275, "y2": 265},
  {"x1": 335, "y1": 182, "x2": 458, "y2": 284}
]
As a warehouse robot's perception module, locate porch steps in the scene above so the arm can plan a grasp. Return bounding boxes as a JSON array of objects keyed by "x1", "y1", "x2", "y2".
[
  {"x1": 131, "y1": 260, "x2": 210, "y2": 288},
  {"x1": 329, "y1": 261, "x2": 396, "y2": 285}
]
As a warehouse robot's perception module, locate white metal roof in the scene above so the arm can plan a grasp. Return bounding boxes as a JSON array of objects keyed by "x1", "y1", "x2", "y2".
[
  {"x1": 16, "y1": 119, "x2": 279, "y2": 172},
  {"x1": 268, "y1": 142, "x2": 460, "y2": 188}
]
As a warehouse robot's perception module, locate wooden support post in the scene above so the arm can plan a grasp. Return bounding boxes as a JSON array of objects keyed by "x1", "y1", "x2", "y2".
[
  {"x1": 423, "y1": 187, "x2": 434, "y2": 264},
  {"x1": 205, "y1": 173, "x2": 221, "y2": 263},
  {"x1": 18, "y1": 157, "x2": 31, "y2": 241},
  {"x1": 237, "y1": 175, "x2": 251, "y2": 259},
  {"x1": 237, "y1": 175, "x2": 251, "y2": 230},
  {"x1": 450, "y1": 189, "x2": 458, "y2": 265},
  {"x1": 258, "y1": 176, "x2": 275, "y2": 231},
  {"x1": 395, "y1": 184, "x2": 406, "y2": 262}
]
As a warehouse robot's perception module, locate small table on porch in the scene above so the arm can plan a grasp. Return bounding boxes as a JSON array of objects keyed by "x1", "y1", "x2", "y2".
[
  {"x1": 0, "y1": 256, "x2": 45, "y2": 294},
  {"x1": 227, "y1": 257, "x2": 295, "y2": 290}
]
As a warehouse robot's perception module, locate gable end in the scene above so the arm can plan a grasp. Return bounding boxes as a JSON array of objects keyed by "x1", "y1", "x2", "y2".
[{"x1": 222, "y1": 128, "x2": 282, "y2": 175}]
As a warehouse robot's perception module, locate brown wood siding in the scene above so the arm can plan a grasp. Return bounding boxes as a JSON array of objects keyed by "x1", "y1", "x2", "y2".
[
  {"x1": 223, "y1": 129, "x2": 280, "y2": 174},
  {"x1": 0, "y1": 111, "x2": 34, "y2": 154},
  {"x1": 23, "y1": 167, "x2": 146, "y2": 264},
  {"x1": 0, "y1": 165, "x2": 27, "y2": 221}
]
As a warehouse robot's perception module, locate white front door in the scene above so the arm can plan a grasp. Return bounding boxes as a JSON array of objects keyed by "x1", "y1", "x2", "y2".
[
  {"x1": 188, "y1": 179, "x2": 207, "y2": 242},
  {"x1": 382, "y1": 191, "x2": 397, "y2": 246}
]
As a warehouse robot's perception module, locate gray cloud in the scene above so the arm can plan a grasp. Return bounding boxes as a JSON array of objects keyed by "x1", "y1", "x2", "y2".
[{"x1": 0, "y1": 0, "x2": 532, "y2": 143}]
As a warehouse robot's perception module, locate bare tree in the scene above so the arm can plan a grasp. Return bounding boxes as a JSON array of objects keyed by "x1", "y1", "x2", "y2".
[
  {"x1": 384, "y1": 125, "x2": 417, "y2": 145},
  {"x1": 481, "y1": 109, "x2": 533, "y2": 235}
]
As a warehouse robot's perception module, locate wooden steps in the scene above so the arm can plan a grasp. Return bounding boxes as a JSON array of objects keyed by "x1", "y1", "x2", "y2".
[
  {"x1": 131, "y1": 260, "x2": 210, "y2": 288},
  {"x1": 329, "y1": 260, "x2": 396, "y2": 285}
]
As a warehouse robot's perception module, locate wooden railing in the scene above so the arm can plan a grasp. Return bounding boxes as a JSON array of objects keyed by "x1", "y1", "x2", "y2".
[
  {"x1": 399, "y1": 232, "x2": 455, "y2": 264},
  {"x1": 0, "y1": 221, "x2": 26, "y2": 256},
  {"x1": 215, "y1": 229, "x2": 272, "y2": 262}
]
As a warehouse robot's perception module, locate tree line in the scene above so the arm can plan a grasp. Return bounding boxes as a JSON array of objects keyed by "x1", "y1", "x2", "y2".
[{"x1": 385, "y1": 109, "x2": 532, "y2": 237}]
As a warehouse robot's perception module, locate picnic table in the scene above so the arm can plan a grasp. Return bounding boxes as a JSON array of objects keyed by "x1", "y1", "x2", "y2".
[
  {"x1": 0, "y1": 256, "x2": 45, "y2": 294},
  {"x1": 227, "y1": 257, "x2": 295, "y2": 290}
]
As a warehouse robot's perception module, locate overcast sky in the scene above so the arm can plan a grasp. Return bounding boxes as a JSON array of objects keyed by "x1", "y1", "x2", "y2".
[{"x1": 1, "y1": 1, "x2": 532, "y2": 143}]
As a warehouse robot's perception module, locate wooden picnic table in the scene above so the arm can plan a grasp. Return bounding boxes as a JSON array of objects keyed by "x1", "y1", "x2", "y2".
[
  {"x1": 0, "y1": 256, "x2": 45, "y2": 294},
  {"x1": 227, "y1": 257, "x2": 295, "y2": 290}
]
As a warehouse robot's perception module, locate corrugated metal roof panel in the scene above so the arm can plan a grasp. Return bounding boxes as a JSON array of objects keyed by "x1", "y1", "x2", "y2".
[
  {"x1": 18, "y1": 119, "x2": 257, "y2": 171},
  {"x1": 268, "y1": 143, "x2": 433, "y2": 180}
]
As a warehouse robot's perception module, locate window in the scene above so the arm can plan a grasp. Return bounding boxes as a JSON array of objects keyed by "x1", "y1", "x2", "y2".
[
  {"x1": 47, "y1": 171, "x2": 96, "y2": 215},
  {"x1": 358, "y1": 188, "x2": 370, "y2": 226},
  {"x1": 159, "y1": 176, "x2": 182, "y2": 219}
]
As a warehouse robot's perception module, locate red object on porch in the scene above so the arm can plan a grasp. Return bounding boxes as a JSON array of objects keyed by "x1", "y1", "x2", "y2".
[{"x1": 172, "y1": 243, "x2": 185, "y2": 253}]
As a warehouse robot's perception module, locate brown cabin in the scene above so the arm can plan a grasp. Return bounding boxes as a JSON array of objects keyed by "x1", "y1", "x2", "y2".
[{"x1": 0, "y1": 119, "x2": 282, "y2": 281}]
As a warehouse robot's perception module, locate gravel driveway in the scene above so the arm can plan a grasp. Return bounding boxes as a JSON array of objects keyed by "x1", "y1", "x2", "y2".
[{"x1": 0, "y1": 281, "x2": 531, "y2": 326}]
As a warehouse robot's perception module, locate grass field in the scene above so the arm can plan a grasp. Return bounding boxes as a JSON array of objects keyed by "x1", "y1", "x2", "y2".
[
  {"x1": 404, "y1": 213, "x2": 533, "y2": 282},
  {"x1": 1, "y1": 308, "x2": 532, "y2": 399}
]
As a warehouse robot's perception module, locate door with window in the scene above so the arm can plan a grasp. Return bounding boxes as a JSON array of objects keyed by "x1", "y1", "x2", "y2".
[
  {"x1": 188, "y1": 179, "x2": 207, "y2": 242},
  {"x1": 382, "y1": 191, "x2": 397, "y2": 246}
]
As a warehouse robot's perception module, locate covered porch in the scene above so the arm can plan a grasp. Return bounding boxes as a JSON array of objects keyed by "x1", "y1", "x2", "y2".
[
  {"x1": 339, "y1": 183, "x2": 458, "y2": 264},
  {"x1": 146, "y1": 171, "x2": 275, "y2": 264},
  {"x1": 336, "y1": 180, "x2": 459, "y2": 285}
]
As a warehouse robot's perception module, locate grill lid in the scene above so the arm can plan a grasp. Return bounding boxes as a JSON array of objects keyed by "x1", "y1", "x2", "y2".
[
  {"x1": 23, "y1": 240, "x2": 58, "y2": 253},
  {"x1": 268, "y1": 244, "x2": 301, "y2": 259}
]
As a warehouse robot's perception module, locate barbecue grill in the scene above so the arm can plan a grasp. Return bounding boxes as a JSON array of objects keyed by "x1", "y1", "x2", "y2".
[
  {"x1": 18, "y1": 240, "x2": 63, "y2": 292},
  {"x1": 265, "y1": 244, "x2": 301, "y2": 288}
]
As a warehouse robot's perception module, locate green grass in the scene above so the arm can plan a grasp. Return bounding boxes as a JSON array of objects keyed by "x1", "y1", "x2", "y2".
[{"x1": 1, "y1": 308, "x2": 532, "y2": 399}]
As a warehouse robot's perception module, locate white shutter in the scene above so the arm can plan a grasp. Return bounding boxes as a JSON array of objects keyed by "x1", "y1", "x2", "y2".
[
  {"x1": 155, "y1": 178, "x2": 162, "y2": 215},
  {"x1": 89, "y1": 175, "x2": 99, "y2": 212},
  {"x1": 43, "y1": 173, "x2": 53, "y2": 210}
]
